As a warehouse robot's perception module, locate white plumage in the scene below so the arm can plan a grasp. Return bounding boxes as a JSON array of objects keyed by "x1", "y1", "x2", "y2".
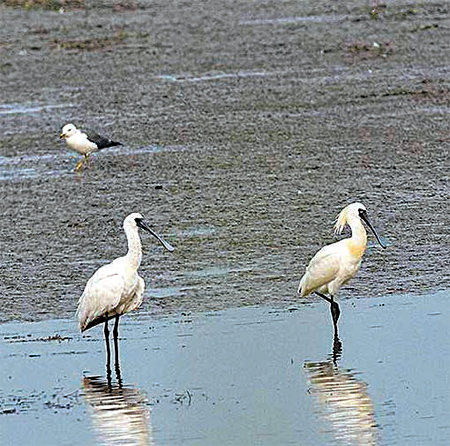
[
  {"x1": 60, "y1": 123, "x2": 122, "y2": 171},
  {"x1": 298, "y1": 202, "x2": 386, "y2": 335},
  {"x1": 76, "y1": 213, "x2": 174, "y2": 336}
]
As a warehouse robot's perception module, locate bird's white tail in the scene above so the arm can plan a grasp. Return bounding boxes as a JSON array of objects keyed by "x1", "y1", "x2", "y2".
[{"x1": 298, "y1": 274, "x2": 306, "y2": 296}]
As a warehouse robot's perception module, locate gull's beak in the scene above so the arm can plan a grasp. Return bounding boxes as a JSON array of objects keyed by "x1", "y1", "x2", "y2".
[
  {"x1": 359, "y1": 210, "x2": 386, "y2": 249},
  {"x1": 136, "y1": 219, "x2": 175, "y2": 252},
  {"x1": 59, "y1": 133, "x2": 66, "y2": 139}
]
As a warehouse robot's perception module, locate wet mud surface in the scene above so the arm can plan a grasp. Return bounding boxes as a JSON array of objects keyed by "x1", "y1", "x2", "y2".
[
  {"x1": 0, "y1": 2, "x2": 449, "y2": 321},
  {"x1": 0, "y1": 292, "x2": 449, "y2": 445}
]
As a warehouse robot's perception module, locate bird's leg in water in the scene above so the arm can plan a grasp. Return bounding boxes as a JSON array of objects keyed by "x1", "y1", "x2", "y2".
[
  {"x1": 84, "y1": 153, "x2": 91, "y2": 169},
  {"x1": 330, "y1": 295, "x2": 341, "y2": 338},
  {"x1": 112, "y1": 316, "x2": 122, "y2": 387},
  {"x1": 314, "y1": 291, "x2": 341, "y2": 336},
  {"x1": 114, "y1": 349, "x2": 122, "y2": 387},
  {"x1": 104, "y1": 318, "x2": 110, "y2": 350},
  {"x1": 104, "y1": 319, "x2": 112, "y2": 386},
  {"x1": 113, "y1": 315, "x2": 119, "y2": 339},
  {"x1": 332, "y1": 336, "x2": 342, "y2": 365}
]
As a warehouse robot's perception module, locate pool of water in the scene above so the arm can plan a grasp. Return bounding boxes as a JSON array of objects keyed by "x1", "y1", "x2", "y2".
[{"x1": 1, "y1": 291, "x2": 448, "y2": 445}]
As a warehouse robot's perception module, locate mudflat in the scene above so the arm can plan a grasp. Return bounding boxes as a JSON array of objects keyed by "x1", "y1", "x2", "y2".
[{"x1": 0, "y1": 0, "x2": 449, "y2": 322}]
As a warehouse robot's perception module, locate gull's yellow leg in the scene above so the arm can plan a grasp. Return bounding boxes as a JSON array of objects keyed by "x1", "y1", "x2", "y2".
[{"x1": 75, "y1": 157, "x2": 85, "y2": 172}]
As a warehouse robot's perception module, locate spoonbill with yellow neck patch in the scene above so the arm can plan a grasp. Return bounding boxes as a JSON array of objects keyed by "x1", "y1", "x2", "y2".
[{"x1": 298, "y1": 202, "x2": 386, "y2": 337}]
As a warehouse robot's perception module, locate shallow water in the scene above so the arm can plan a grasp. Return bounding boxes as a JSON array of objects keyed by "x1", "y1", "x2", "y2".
[
  {"x1": 0, "y1": 0, "x2": 449, "y2": 322},
  {"x1": 1, "y1": 291, "x2": 448, "y2": 445}
]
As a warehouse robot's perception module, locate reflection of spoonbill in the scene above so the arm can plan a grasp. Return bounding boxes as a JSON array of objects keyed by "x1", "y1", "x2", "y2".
[
  {"x1": 304, "y1": 357, "x2": 378, "y2": 445},
  {"x1": 76, "y1": 213, "x2": 174, "y2": 350},
  {"x1": 83, "y1": 376, "x2": 152, "y2": 445},
  {"x1": 60, "y1": 123, "x2": 122, "y2": 171},
  {"x1": 298, "y1": 203, "x2": 386, "y2": 335}
]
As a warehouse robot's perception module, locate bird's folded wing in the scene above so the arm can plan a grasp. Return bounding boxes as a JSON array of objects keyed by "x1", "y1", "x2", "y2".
[
  {"x1": 84, "y1": 129, "x2": 113, "y2": 149},
  {"x1": 301, "y1": 251, "x2": 340, "y2": 295},
  {"x1": 77, "y1": 272, "x2": 125, "y2": 331}
]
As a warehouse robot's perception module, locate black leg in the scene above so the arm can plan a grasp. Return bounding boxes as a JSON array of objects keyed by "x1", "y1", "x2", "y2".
[
  {"x1": 104, "y1": 318, "x2": 110, "y2": 350},
  {"x1": 113, "y1": 316, "x2": 120, "y2": 369},
  {"x1": 112, "y1": 315, "x2": 122, "y2": 387},
  {"x1": 104, "y1": 319, "x2": 112, "y2": 387},
  {"x1": 330, "y1": 296, "x2": 340, "y2": 338},
  {"x1": 331, "y1": 299, "x2": 341, "y2": 325},
  {"x1": 315, "y1": 292, "x2": 341, "y2": 339},
  {"x1": 113, "y1": 315, "x2": 119, "y2": 339},
  {"x1": 315, "y1": 291, "x2": 333, "y2": 305},
  {"x1": 332, "y1": 335, "x2": 342, "y2": 365},
  {"x1": 115, "y1": 352, "x2": 122, "y2": 388}
]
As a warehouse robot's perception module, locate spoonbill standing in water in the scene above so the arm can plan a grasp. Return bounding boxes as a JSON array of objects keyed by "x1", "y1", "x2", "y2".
[
  {"x1": 298, "y1": 202, "x2": 386, "y2": 337},
  {"x1": 76, "y1": 213, "x2": 174, "y2": 356}
]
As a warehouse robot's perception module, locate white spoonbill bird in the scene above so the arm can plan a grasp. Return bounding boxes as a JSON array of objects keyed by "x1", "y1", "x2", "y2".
[
  {"x1": 60, "y1": 123, "x2": 122, "y2": 171},
  {"x1": 76, "y1": 213, "x2": 174, "y2": 346},
  {"x1": 298, "y1": 202, "x2": 386, "y2": 336}
]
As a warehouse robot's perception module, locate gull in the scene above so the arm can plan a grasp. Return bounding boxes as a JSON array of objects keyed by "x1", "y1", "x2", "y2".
[
  {"x1": 76, "y1": 213, "x2": 174, "y2": 355},
  {"x1": 60, "y1": 123, "x2": 122, "y2": 171},
  {"x1": 298, "y1": 202, "x2": 386, "y2": 337}
]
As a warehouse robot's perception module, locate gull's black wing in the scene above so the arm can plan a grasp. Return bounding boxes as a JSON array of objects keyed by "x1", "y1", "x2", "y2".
[{"x1": 85, "y1": 129, "x2": 122, "y2": 149}]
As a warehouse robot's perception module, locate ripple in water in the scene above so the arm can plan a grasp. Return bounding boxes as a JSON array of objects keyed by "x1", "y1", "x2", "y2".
[
  {"x1": 82, "y1": 376, "x2": 152, "y2": 446},
  {"x1": 304, "y1": 354, "x2": 378, "y2": 445}
]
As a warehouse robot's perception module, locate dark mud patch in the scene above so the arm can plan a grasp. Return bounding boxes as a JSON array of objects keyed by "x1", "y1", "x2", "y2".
[
  {"x1": 4, "y1": 333, "x2": 72, "y2": 343},
  {"x1": 3, "y1": 0, "x2": 84, "y2": 11},
  {"x1": 53, "y1": 30, "x2": 127, "y2": 51},
  {"x1": 346, "y1": 40, "x2": 394, "y2": 60},
  {"x1": 0, "y1": 387, "x2": 82, "y2": 415}
]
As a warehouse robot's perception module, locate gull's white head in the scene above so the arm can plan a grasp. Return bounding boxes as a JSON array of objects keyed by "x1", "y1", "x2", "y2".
[
  {"x1": 334, "y1": 202, "x2": 366, "y2": 234},
  {"x1": 60, "y1": 123, "x2": 78, "y2": 139}
]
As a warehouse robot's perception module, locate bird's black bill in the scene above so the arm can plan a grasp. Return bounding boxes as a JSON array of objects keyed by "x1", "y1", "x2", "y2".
[
  {"x1": 359, "y1": 210, "x2": 386, "y2": 249},
  {"x1": 136, "y1": 219, "x2": 175, "y2": 252}
]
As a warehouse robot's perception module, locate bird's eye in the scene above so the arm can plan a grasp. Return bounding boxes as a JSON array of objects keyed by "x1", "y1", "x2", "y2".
[
  {"x1": 358, "y1": 208, "x2": 366, "y2": 215},
  {"x1": 135, "y1": 218, "x2": 142, "y2": 223}
]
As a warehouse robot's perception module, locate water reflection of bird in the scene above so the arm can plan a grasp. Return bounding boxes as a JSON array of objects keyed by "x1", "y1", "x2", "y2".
[
  {"x1": 304, "y1": 343, "x2": 378, "y2": 445},
  {"x1": 76, "y1": 213, "x2": 174, "y2": 360},
  {"x1": 298, "y1": 202, "x2": 386, "y2": 337},
  {"x1": 59, "y1": 123, "x2": 122, "y2": 171},
  {"x1": 82, "y1": 375, "x2": 152, "y2": 446}
]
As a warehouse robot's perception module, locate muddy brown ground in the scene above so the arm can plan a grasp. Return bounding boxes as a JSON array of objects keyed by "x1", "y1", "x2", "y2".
[{"x1": 0, "y1": 0, "x2": 449, "y2": 323}]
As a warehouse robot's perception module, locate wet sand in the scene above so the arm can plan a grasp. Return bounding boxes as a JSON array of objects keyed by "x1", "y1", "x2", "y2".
[{"x1": 1, "y1": 291, "x2": 449, "y2": 445}]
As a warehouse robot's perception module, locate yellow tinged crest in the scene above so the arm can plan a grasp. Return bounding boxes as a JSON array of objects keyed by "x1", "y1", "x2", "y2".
[
  {"x1": 334, "y1": 207, "x2": 348, "y2": 235},
  {"x1": 333, "y1": 202, "x2": 365, "y2": 235}
]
